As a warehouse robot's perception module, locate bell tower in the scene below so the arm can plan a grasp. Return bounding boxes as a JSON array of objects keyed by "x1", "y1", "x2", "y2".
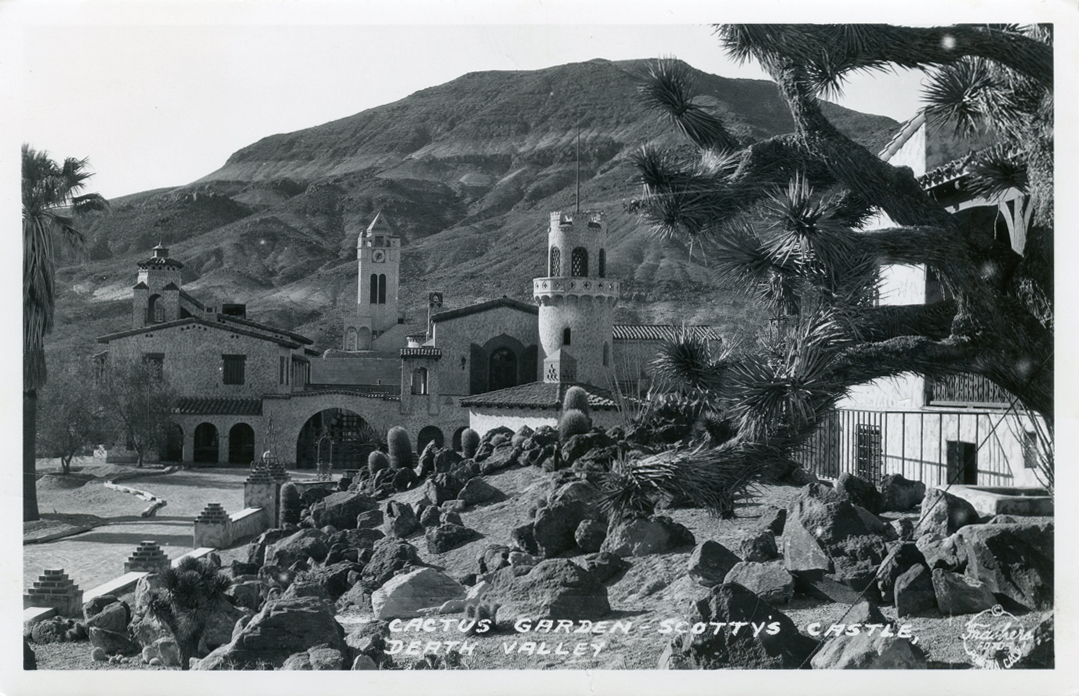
[
  {"x1": 533, "y1": 211, "x2": 619, "y2": 386},
  {"x1": 345, "y1": 212, "x2": 402, "y2": 351}
]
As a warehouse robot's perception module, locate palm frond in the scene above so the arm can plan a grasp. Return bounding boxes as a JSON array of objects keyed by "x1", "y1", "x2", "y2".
[{"x1": 966, "y1": 148, "x2": 1029, "y2": 199}]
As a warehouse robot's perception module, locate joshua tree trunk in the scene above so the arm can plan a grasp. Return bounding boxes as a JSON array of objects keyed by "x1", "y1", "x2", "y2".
[{"x1": 24, "y1": 389, "x2": 39, "y2": 521}]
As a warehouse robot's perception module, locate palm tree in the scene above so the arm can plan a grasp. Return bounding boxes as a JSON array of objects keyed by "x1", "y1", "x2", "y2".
[
  {"x1": 23, "y1": 144, "x2": 107, "y2": 521},
  {"x1": 630, "y1": 24, "x2": 1052, "y2": 500}
]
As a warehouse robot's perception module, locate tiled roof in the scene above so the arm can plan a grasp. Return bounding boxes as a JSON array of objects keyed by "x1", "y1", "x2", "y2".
[
  {"x1": 460, "y1": 381, "x2": 619, "y2": 410},
  {"x1": 431, "y1": 297, "x2": 538, "y2": 323},
  {"x1": 98, "y1": 315, "x2": 309, "y2": 349},
  {"x1": 176, "y1": 397, "x2": 262, "y2": 416},
  {"x1": 213, "y1": 313, "x2": 313, "y2": 345},
  {"x1": 612, "y1": 325, "x2": 723, "y2": 342},
  {"x1": 401, "y1": 347, "x2": 442, "y2": 358}
]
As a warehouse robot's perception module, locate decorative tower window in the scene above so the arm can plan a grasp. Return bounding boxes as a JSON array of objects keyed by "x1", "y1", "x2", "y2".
[
  {"x1": 603, "y1": 342, "x2": 609, "y2": 367},
  {"x1": 598, "y1": 249, "x2": 606, "y2": 278},
  {"x1": 563, "y1": 327, "x2": 571, "y2": 346},
  {"x1": 549, "y1": 246, "x2": 561, "y2": 276},
  {"x1": 378, "y1": 274, "x2": 387, "y2": 304},
  {"x1": 412, "y1": 367, "x2": 429, "y2": 395},
  {"x1": 369, "y1": 274, "x2": 378, "y2": 304},
  {"x1": 571, "y1": 248, "x2": 588, "y2": 277}
]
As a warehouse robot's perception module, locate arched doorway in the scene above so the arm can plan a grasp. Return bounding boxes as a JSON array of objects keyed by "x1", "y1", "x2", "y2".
[
  {"x1": 417, "y1": 425, "x2": 444, "y2": 453},
  {"x1": 229, "y1": 423, "x2": 255, "y2": 465},
  {"x1": 193, "y1": 423, "x2": 219, "y2": 463},
  {"x1": 163, "y1": 424, "x2": 184, "y2": 462},
  {"x1": 489, "y1": 347, "x2": 517, "y2": 392},
  {"x1": 452, "y1": 426, "x2": 468, "y2": 452},
  {"x1": 295, "y1": 409, "x2": 376, "y2": 470}
]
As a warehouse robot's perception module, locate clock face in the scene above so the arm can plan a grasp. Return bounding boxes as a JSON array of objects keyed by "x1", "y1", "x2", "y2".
[{"x1": 372, "y1": 250, "x2": 386, "y2": 263}]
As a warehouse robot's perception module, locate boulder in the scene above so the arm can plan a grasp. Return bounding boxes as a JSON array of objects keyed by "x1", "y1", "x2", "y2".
[
  {"x1": 282, "y1": 579, "x2": 331, "y2": 603},
  {"x1": 86, "y1": 601, "x2": 130, "y2": 634},
  {"x1": 531, "y1": 482, "x2": 597, "y2": 557},
  {"x1": 811, "y1": 629, "x2": 927, "y2": 669},
  {"x1": 422, "y1": 475, "x2": 458, "y2": 506},
  {"x1": 301, "y1": 562, "x2": 362, "y2": 601},
  {"x1": 574, "y1": 519, "x2": 607, "y2": 553},
  {"x1": 879, "y1": 474, "x2": 926, "y2": 512},
  {"x1": 371, "y1": 568, "x2": 467, "y2": 620},
  {"x1": 687, "y1": 540, "x2": 742, "y2": 587},
  {"x1": 339, "y1": 527, "x2": 385, "y2": 550},
  {"x1": 335, "y1": 582, "x2": 371, "y2": 613},
  {"x1": 267, "y1": 529, "x2": 330, "y2": 567},
  {"x1": 425, "y1": 523, "x2": 480, "y2": 554},
  {"x1": 932, "y1": 569, "x2": 996, "y2": 616},
  {"x1": 83, "y1": 594, "x2": 122, "y2": 623},
  {"x1": 875, "y1": 542, "x2": 926, "y2": 604},
  {"x1": 309, "y1": 491, "x2": 378, "y2": 530},
  {"x1": 601, "y1": 516, "x2": 695, "y2": 557},
  {"x1": 724, "y1": 562, "x2": 796, "y2": 605},
  {"x1": 756, "y1": 506, "x2": 787, "y2": 536},
  {"x1": 485, "y1": 559, "x2": 610, "y2": 621},
  {"x1": 433, "y1": 448, "x2": 463, "y2": 474},
  {"x1": 851, "y1": 505, "x2": 885, "y2": 534},
  {"x1": 915, "y1": 533, "x2": 963, "y2": 572},
  {"x1": 788, "y1": 484, "x2": 871, "y2": 546},
  {"x1": 658, "y1": 583, "x2": 818, "y2": 669},
  {"x1": 914, "y1": 488, "x2": 980, "y2": 540},
  {"x1": 226, "y1": 580, "x2": 263, "y2": 612},
  {"x1": 782, "y1": 517, "x2": 832, "y2": 573},
  {"x1": 458, "y1": 477, "x2": 500, "y2": 506},
  {"x1": 142, "y1": 637, "x2": 182, "y2": 667},
  {"x1": 418, "y1": 505, "x2": 441, "y2": 528},
  {"x1": 739, "y1": 530, "x2": 779, "y2": 562},
  {"x1": 192, "y1": 596, "x2": 346, "y2": 670},
  {"x1": 89, "y1": 627, "x2": 141, "y2": 656},
  {"x1": 351, "y1": 655, "x2": 378, "y2": 670},
  {"x1": 828, "y1": 535, "x2": 887, "y2": 593},
  {"x1": 889, "y1": 518, "x2": 915, "y2": 541},
  {"x1": 834, "y1": 473, "x2": 884, "y2": 514},
  {"x1": 952, "y1": 520, "x2": 1054, "y2": 610},
  {"x1": 361, "y1": 539, "x2": 425, "y2": 590},
  {"x1": 477, "y1": 445, "x2": 518, "y2": 475},
  {"x1": 384, "y1": 501, "x2": 419, "y2": 538},
  {"x1": 561, "y1": 430, "x2": 617, "y2": 466},
  {"x1": 392, "y1": 467, "x2": 417, "y2": 492},
  {"x1": 441, "y1": 509, "x2": 464, "y2": 526},
  {"x1": 198, "y1": 598, "x2": 248, "y2": 653},
  {"x1": 356, "y1": 509, "x2": 384, "y2": 529},
  {"x1": 894, "y1": 565, "x2": 937, "y2": 618},
  {"x1": 511, "y1": 523, "x2": 540, "y2": 556},
  {"x1": 478, "y1": 545, "x2": 511, "y2": 574},
  {"x1": 580, "y1": 552, "x2": 625, "y2": 583}
]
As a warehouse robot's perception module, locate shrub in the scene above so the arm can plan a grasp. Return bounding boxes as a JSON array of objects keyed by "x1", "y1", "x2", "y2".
[
  {"x1": 558, "y1": 408, "x2": 591, "y2": 442},
  {"x1": 368, "y1": 450, "x2": 390, "y2": 478},
  {"x1": 278, "y1": 482, "x2": 301, "y2": 526},
  {"x1": 387, "y1": 427, "x2": 413, "y2": 470},
  {"x1": 460, "y1": 428, "x2": 480, "y2": 459},
  {"x1": 562, "y1": 385, "x2": 591, "y2": 419},
  {"x1": 148, "y1": 556, "x2": 232, "y2": 669}
]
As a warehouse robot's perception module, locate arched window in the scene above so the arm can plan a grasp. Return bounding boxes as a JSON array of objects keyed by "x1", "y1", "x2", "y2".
[
  {"x1": 603, "y1": 342, "x2": 609, "y2": 367},
  {"x1": 598, "y1": 249, "x2": 606, "y2": 278},
  {"x1": 563, "y1": 327, "x2": 572, "y2": 346},
  {"x1": 146, "y1": 293, "x2": 163, "y2": 324},
  {"x1": 489, "y1": 347, "x2": 517, "y2": 392},
  {"x1": 412, "y1": 367, "x2": 428, "y2": 395},
  {"x1": 378, "y1": 274, "x2": 387, "y2": 304},
  {"x1": 549, "y1": 246, "x2": 561, "y2": 276},
  {"x1": 369, "y1": 274, "x2": 378, "y2": 304},
  {"x1": 571, "y1": 247, "x2": 588, "y2": 277}
]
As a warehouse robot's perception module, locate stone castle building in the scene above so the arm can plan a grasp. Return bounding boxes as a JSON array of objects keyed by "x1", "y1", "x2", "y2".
[{"x1": 96, "y1": 210, "x2": 720, "y2": 468}]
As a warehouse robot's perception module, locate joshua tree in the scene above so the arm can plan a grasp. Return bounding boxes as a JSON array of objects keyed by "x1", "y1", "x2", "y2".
[
  {"x1": 23, "y1": 144, "x2": 107, "y2": 520},
  {"x1": 635, "y1": 24, "x2": 1053, "y2": 463},
  {"x1": 148, "y1": 556, "x2": 232, "y2": 669}
]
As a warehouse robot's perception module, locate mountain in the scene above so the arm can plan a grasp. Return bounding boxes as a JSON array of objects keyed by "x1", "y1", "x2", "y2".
[{"x1": 52, "y1": 58, "x2": 899, "y2": 358}]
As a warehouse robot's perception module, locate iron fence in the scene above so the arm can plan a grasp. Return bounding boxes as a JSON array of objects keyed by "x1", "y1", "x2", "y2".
[{"x1": 792, "y1": 408, "x2": 1033, "y2": 487}]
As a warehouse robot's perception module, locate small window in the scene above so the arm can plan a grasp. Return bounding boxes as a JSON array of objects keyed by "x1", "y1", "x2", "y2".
[
  {"x1": 369, "y1": 274, "x2": 378, "y2": 304},
  {"x1": 378, "y1": 274, "x2": 387, "y2": 304},
  {"x1": 563, "y1": 327, "x2": 571, "y2": 346},
  {"x1": 571, "y1": 247, "x2": 588, "y2": 277},
  {"x1": 549, "y1": 246, "x2": 561, "y2": 276},
  {"x1": 223, "y1": 354, "x2": 246, "y2": 385},
  {"x1": 412, "y1": 367, "x2": 429, "y2": 395},
  {"x1": 855, "y1": 424, "x2": 882, "y2": 483},
  {"x1": 602, "y1": 342, "x2": 609, "y2": 367},
  {"x1": 598, "y1": 249, "x2": 606, "y2": 278}
]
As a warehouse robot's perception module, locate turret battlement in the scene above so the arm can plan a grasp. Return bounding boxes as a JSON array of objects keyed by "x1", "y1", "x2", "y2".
[{"x1": 550, "y1": 211, "x2": 604, "y2": 229}]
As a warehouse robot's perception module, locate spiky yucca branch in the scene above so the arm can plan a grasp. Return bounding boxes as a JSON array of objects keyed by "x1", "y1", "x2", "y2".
[{"x1": 717, "y1": 24, "x2": 1052, "y2": 94}]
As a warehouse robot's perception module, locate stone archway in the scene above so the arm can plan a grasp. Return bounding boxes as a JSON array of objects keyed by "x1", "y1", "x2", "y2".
[
  {"x1": 417, "y1": 425, "x2": 444, "y2": 453},
  {"x1": 229, "y1": 423, "x2": 256, "y2": 465},
  {"x1": 163, "y1": 424, "x2": 184, "y2": 462},
  {"x1": 193, "y1": 423, "x2": 219, "y2": 463},
  {"x1": 295, "y1": 408, "x2": 377, "y2": 470}
]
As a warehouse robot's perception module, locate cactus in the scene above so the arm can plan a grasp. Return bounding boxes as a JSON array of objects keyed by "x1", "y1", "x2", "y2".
[
  {"x1": 559, "y1": 408, "x2": 591, "y2": 442},
  {"x1": 368, "y1": 450, "x2": 390, "y2": 478},
  {"x1": 387, "y1": 426, "x2": 414, "y2": 470},
  {"x1": 460, "y1": 428, "x2": 480, "y2": 459},
  {"x1": 278, "y1": 482, "x2": 301, "y2": 526},
  {"x1": 562, "y1": 385, "x2": 591, "y2": 419}
]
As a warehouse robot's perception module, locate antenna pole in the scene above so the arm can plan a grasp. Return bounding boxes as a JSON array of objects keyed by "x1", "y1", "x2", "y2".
[{"x1": 575, "y1": 120, "x2": 580, "y2": 214}]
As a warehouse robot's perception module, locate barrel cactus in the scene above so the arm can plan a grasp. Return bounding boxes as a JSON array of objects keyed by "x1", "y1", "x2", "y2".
[
  {"x1": 387, "y1": 426, "x2": 414, "y2": 470},
  {"x1": 461, "y1": 428, "x2": 480, "y2": 459},
  {"x1": 278, "y1": 482, "x2": 301, "y2": 526}
]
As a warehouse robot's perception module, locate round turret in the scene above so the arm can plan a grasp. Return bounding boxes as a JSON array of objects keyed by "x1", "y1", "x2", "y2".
[{"x1": 533, "y1": 211, "x2": 619, "y2": 385}]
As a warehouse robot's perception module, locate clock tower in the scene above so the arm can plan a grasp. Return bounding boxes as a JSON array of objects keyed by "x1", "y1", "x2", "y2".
[{"x1": 345, "y1": 212, "x2": 402, "y2": 351}]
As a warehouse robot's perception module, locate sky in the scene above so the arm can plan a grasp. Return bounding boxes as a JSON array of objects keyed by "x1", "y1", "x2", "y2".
[{"x1": 3, "y1": 3, "x2": 937, "y2": 200}]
